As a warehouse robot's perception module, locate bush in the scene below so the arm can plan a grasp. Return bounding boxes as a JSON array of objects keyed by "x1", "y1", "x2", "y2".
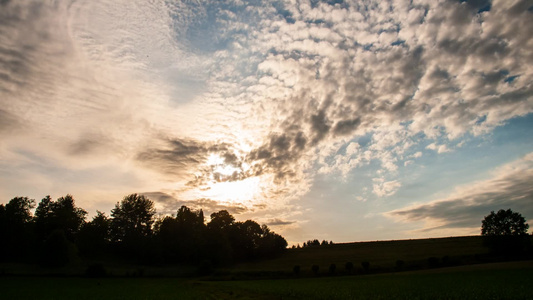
[
  {"x1": 395, "y1": 260, "x2": 405, "y2": 270},
  {"x1": 311, "y1": 265, "x2": 319, "y2": 275},
  {"x1": 329, "y1": 263, "x2": 336, "y2": 274},
  {"x1": 428, "y1": 257, "x2": 439, "y2": 268},
  {"x1": 361, "y1": 261, "x2": 370, "y2": 272},
  {"x1": 441, "y1": 255, "x2": 450, "y2": 266},
  {"x1": 293, "y1": 265, "x2": 301, "y2": 275},
  {"x1": 85, "y1": 263, "x2": 107, "y2": 278},
  {"x1": 345, "y1": 262, "x2": 354, "y2": 273},
  {"x1": 197, "y1": 260, "x2": 213, "y2": 276}
]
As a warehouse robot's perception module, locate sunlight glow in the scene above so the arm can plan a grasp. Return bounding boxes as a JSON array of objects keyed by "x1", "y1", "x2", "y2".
[{"x1": 202, "y1": 176, "x2": 263, "y2": 204}]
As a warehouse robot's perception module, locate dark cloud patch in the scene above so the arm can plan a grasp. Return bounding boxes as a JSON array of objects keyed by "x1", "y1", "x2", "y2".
[
  {"x1": 310, "y1": 109, "x2": 331, "y2": 145},
  {"x1": 0, "y1": 1, "x2": 64, "y2": 95},
  {"x1": 265, "y1": 218, "x2": 295, "y2": 226},
  {"x1": 142, "y1": 191, "x2": 248, "y2": 216},
  {"x1": 437, "y1": 37, "x2": 509, "y2": 60},
  {"x1": 333, "y1": 118, "x2": 361, "y2": 136},
  {"x1": 137, "y1": 137, "x2": 243, "y2": 182},
  {"x1": 0, "y1": 108, "x2": 22, "y2": 133},
  {"x1": 247, "y1": 128, "x2": 310, "y2": 181},
  {"x1": 68, "y1": 132, "x2": 113, "y2": 156},
  {"x1": 136, "y1": 138, "x2": 211, "y2": 177},
  {"x1": 388, "y1": 160, "x2": 533, "y2": 231}
]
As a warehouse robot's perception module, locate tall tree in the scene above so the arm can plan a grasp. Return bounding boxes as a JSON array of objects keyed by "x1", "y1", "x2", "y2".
[
  {"x1": 481, "y1": 209, "x2": 529, "y2": 236},
  {"x1": 110, "y1": 194, "x2": 156, "y2": 260},
  {"x1": 0, "y1": 197, "x2": 35, "y2": 261},
  {"x1": 481, "y1": 209, "x2": 530, "y2": 255},
  {"x1": 77, "y1": 211, "x2": 110, "y2": 257},
  {"x1": 34, "y1": 195, "x2": 87, "y2": 242}
]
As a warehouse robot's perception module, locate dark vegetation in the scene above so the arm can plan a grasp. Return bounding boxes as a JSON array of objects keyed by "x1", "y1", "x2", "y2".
[
  {"x1": 1, "y1": 261, "x2": 532, "y2": 299},
  {"x1": 0, "y1": 194, "x2": 287, "y2": 275},
  {"x1": 0, "y1": 194, "x2": 531, "y2": 282},
  {"x1": 481, "y1": 208, "x2": 531, "y2": 255}
]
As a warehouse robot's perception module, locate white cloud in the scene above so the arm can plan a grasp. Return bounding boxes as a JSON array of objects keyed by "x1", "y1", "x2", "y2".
[
  {"x1": 1, "y1": 0, "x2": 532, "y2": 215},
  {"x1": 386, "y1": 152, "x2": 533, "y2": 234},
  {"x1": 373, "y1": 178, "x2": 402, "y2": 197}
]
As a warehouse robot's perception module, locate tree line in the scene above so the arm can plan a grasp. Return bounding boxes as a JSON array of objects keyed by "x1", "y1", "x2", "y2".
[{"x1": 0, "y1": 194, "x2": 287, "y2": 268}]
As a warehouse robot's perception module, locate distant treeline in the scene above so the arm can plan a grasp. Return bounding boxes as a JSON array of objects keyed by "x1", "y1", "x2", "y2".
[
  {"x1": 0, "y1": 194, "x2": 287, "y2": 268},
  {"x1": 290, "y1": 239, "x2": 334, "y2": 249}
]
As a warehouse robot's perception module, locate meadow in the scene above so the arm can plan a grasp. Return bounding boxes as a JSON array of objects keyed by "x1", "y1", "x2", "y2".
[
  {"x1": 1, "y1": 261, "x2": 532, "y2": 299},
  {"x1": 229, "y1": 236, "x2": 491, "y2": 275}
]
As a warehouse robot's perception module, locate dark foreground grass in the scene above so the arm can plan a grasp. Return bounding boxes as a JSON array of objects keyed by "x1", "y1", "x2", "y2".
[
  {"x1": 207, "y1": 261, "x2": 533, "y2": 299},
  {"x1": 1, "y1": 261, "x2": 532, "y2": 300},
  {"x1": 232, "y1": 236, "x2": 490, "y2": 274}
]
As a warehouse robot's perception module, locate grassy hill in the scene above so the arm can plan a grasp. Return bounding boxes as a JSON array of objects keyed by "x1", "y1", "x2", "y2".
[{"x1": 231, "y1": 236, "x2": 490, "y2": 275}]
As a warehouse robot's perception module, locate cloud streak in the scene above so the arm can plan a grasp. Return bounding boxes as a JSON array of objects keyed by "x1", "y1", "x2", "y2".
[
  {"x1": 1, "y1": 0, "x2": 532, "y2": 240},
  {"x1": 386, "y1": 153, "x2": 533, "y2": 233}
]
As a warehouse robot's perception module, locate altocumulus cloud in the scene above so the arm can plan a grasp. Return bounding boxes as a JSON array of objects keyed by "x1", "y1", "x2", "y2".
[
  {"x1": 385, "y1": 153, "x2": 533, "y2": 234},
  {"x1": 1, "y1": 0, "x2": 532, "y2": 222}
]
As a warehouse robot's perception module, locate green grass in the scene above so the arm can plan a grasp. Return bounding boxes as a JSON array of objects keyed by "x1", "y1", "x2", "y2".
[
  {"x1": 206, "y1": 261, "x2": 533, "y2": 299},
  {"x1": 231, "y1": 236, "x2": 489, "y2": 274},
  {"x1": 1, "y1": 261, "x2": 531, "y2": 299}
]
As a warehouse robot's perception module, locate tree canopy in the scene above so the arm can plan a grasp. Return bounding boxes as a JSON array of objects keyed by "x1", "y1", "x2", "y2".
[
  {"x1": 481, "y1": 209, "x2": 529, "y2": 236},
  {"x1": 481, "y1": 208, "x2": 530, "y2": 255},
  {"x1": 0, "y1": 193, "x2": 287, "y2": 267}
]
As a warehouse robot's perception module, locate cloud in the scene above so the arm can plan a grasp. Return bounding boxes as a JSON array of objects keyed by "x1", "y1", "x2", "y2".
[
  {"x1": 1, "y1": 0, "x2": 532, "y2": 218},
  {"x1": 142, "y1": 192, "x2": 248, "y2": 216},
  {"x1": 373, "y1": 179, "x2": 402, "y2": 197},
  {"x1": 426, "y1": 143, "x2": 451, "y2": 153},
  {"x1": 265, "y1": 218, "x2": 295, "y2": 226},
  {"x1": 386, "y1": 153, "x2": 533, "y2": 233}
]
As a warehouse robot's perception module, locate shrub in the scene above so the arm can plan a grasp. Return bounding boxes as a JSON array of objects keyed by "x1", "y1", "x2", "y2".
[
  {"x1": 329, "y1": 263, "x2": 336, "y2": 274},
  {"x1": 311, "y1": 265, "x2": 319, "y2": 275},
  {"x1": 345, "y1": 262, "x2": 354, "y2": 273},
  {"x1": 441, "y1": 255, "x2": 450, "y2": 266},
  {"x1": 85, "y1": 263, "x2": 107, "y2": 278},
  {"x1": 361, "y1": 261, "x2": 370, "y2": 272},
  {"x1": 198, "y1": 260, "x2": 213, "y2": 276},
  {"x1": 428, "y1": 257, "x2": 439, "y2": 268},
  {"x1": 293, "y1": 265, "x2": 301, "y2": 275},
  {"x1": 396, "y1": 260, "x2": 405, "y2": 270}
]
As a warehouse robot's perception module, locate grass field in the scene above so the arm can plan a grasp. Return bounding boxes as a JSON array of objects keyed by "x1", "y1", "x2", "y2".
[
  {"x1": 230, "y1": 236, "x2": 490, "y2": 275},
  {"x1": 0, "y1": 236, "x2": 492, "y2": 278},
  {"x1": 1, "y1": 261, "x2": 532, "y2": 299}
]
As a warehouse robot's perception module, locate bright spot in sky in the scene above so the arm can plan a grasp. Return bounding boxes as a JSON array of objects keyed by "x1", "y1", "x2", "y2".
[{"x1": 202, "y1": 176, "x2": 262, "y2": 205}]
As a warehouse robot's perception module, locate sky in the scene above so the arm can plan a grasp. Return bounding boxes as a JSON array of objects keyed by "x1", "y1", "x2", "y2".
[{"x1": 1, "y1": 0, "x2": 532, "y2": 245}]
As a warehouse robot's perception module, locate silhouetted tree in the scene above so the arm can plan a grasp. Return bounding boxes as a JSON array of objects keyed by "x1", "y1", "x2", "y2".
[
  {"x1": 482, "y1": 209, "x2": 529, "y2": 236},
  {"x1": 205, "y1": 210, "x2": 234, "y2": 265},
  {"x1": 155, "y1": 206, "x2": 206, "y2": 263},
  {"x1": 0, "y1": 197, "x2": 35, "y2": 261},
  {"x1": 41, "y1": 229, "x2": 71, "y2": 267},
  {"x1": 230, "y1": 220, "x2": 262, "y2": 260},
  {"x1": 77, "y1": 211, "x2": 110, "y2": 257},
  {"x1": 110, "y1": 194, "x2": 155, "y2": 259},
  {"x1": 345, "y1": 261, "x2": 354, "y2": 274},
  {"x1": 481, "y1": 209, "x2": 530, "y2": 255},
  {"x1": 257, "y1": 225, "x2": 288, "y2": 258},
  {"x1": 111, "y1": 194, "x2": 155, "y2": 242},
  {"x1": 207, "y1": 210, "x2": 235, "y2": 231},
  {"x1": 34, "y1": 195, "x2": 87, "y2": 242},
  {"x1": 51, "y1": 195, "x2": 87, "y2": 240}
]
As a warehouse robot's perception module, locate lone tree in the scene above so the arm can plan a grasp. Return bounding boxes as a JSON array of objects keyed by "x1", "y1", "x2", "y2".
[
  {"x1": 481, "y1": 209, "x2": 529, "y2": 236},
  {"x1": 481, "y1": 209, "x2": 530, "y2": 255}
]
